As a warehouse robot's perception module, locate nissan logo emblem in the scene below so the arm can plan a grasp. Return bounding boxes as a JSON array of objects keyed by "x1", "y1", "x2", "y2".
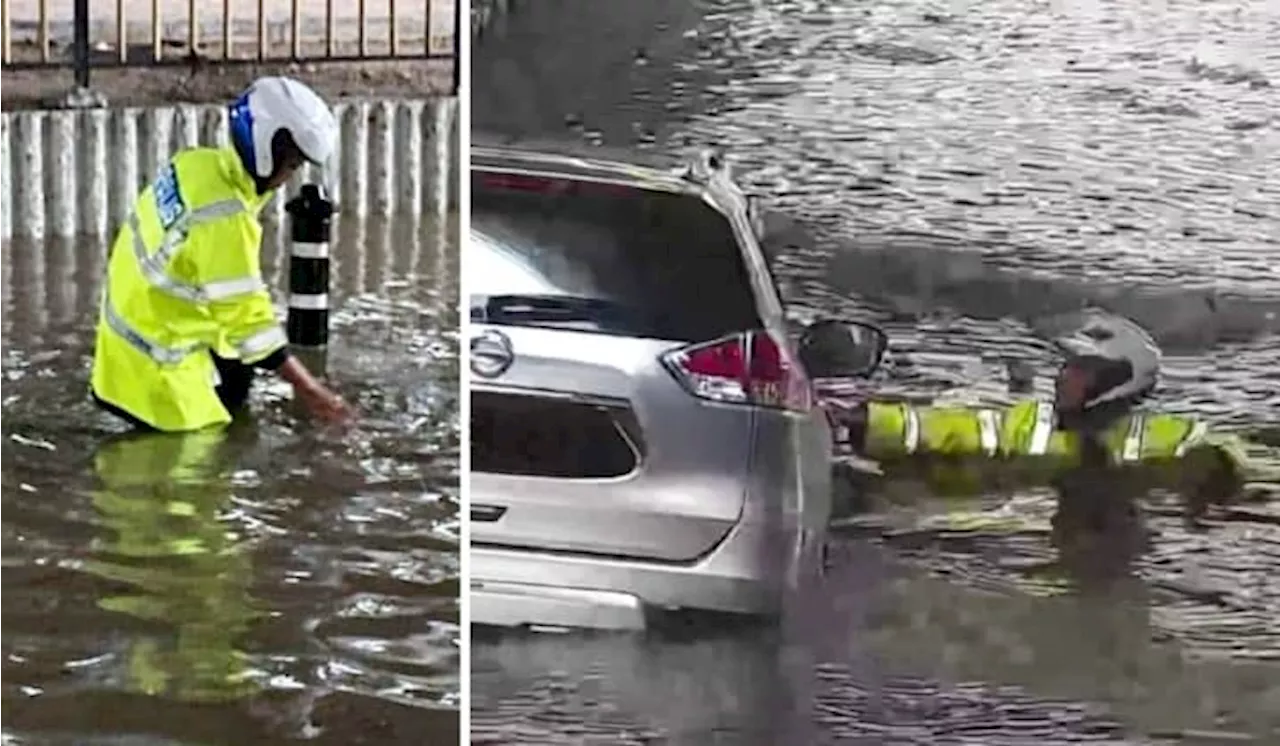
[{"x1": 470, "y1": 329, "x2": 514, "y2": 379}]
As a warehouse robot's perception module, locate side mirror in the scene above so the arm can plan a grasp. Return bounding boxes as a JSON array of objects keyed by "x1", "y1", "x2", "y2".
[{"x1": 798, "y1": 320, "x2": 888, "y2": 379}]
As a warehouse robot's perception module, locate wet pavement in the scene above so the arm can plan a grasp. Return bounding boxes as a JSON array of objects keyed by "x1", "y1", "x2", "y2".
[
  {"x1": 1, "y1": 214, "x2": 460, "y2": 744},
  {"x1": 472, "y1": 0, "x2": 1280, "y2": 742}
]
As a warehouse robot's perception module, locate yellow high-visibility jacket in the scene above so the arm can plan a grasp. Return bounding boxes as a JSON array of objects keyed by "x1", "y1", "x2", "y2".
[
  {"x1": 859, "y1": 400, "x2": 1270, "y2": 501},
  {"x1": 91, "y1": 147, "x2": 285, "y2": 432}
]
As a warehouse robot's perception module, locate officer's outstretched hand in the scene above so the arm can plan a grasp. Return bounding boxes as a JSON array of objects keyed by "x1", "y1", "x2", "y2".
[
  {"x1": 279, "y1": 355, "x2": 356, "y2": 426},
  {"x1": 820, "y1": 398, "x2": 869, "y2": 457},
  {"x1": 299, "y1": 381, "x2": 354, "y2": 426}
]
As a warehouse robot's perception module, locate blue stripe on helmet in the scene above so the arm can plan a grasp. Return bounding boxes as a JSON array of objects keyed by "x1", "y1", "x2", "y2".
[{"x1": 228, "y1": 92, "x2": 257, "y2": 177}]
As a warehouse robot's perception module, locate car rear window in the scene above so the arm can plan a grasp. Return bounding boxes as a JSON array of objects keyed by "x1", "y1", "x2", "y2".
[{"x1": 470, "y1": 170, "x2": 762, "y2": 343}]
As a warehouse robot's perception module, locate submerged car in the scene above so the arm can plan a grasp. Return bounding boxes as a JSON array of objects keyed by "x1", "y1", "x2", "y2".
[{"x1": 468, "y1": 142, "x2": 885, "y2": 631}]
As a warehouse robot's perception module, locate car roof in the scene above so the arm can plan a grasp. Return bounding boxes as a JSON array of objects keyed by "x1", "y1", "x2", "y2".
[{"x1": 471, "y1": 137, "x2": 709, "y2": 198}]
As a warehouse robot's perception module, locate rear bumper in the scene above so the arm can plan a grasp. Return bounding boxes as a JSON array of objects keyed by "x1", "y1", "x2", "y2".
[
  {"x1": 470, "y1": 516, "x2": 788, "y2": 631},
  {"x1": 470, "y1": 581, "x2": 648, "y2": 631}
]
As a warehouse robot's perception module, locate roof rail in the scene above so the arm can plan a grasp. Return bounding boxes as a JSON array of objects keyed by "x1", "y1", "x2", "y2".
[{"x1": 681, "y1": 147, "x2": 730, "y2": 184}]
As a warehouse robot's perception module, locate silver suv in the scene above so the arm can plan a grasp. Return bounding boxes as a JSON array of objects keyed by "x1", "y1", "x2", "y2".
[{"x1": 468, "y1": 143, "x2": 886, "y2": 631}]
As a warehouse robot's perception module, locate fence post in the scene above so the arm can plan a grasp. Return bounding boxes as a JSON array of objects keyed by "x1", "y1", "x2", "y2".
[
  {"x1": 59, "y1": 0, "x2": 107, "y2": 107},
  {"x1": 452, "y1": 0, "x2": 461, "y2": 95},
  {"x1": 72, "y1": 0, "x2": 90, "y2": 89}
]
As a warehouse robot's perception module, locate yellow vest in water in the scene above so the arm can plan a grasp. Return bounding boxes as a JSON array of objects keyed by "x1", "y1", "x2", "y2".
[
  {"x1": 861, "y1": 399, "x2": 1232, "y2": 498},
  {"x1": 865, "y1": 400, "x2": 1210, "y2": 463},
  {"x1": 91, "y1": 147, "x2": 283, "y2": 432}
]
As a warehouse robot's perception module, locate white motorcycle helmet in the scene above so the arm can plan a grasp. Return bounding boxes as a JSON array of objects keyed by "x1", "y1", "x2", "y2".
[
  {"x1": 228, "y1": 76, "x2": 339, "y2": 184},
  {"x1": 1051, "y1": 310, "x2": 1161, "y2": 428}
]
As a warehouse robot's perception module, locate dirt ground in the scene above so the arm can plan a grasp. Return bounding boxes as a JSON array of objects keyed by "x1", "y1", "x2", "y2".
[{"x1": 1, "y1": 57, "x2": 456, "y2": 110}]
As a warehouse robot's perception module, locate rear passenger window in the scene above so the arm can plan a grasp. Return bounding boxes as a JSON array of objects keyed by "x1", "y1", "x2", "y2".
[{"x1": 470, "y1": 172, "x2": 762, "y2": 343}]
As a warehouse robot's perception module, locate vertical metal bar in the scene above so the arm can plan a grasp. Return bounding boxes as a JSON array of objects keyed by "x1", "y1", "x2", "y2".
[
  {"x1": 116, "y1": 0, "x2": 126, "y2": 63},
  {"x1": 325, "y1": 0, "x2": 334, "y2": 57},
  {"x1": 256, "y1": 0, "x2": 265, "y2": 60},
  {"x1": 423, "y1": 0, "x2": 429, "y2": 58},
  {"x1": 73, "y1": 0, "x2": 89, "y2": 87},
  {"x1": 452, "y1": 0, "x2": 459, "y2": 92},
  {"x1": 222, "y1": 0, "x2": 231, "y2": 59},
  {"x1": 2, "y1": 0, "x2": 11, "y2": 65},
  {"x1": 188, "y1": 0, "x2": 198, "y2": 55},
  {"x1": 357, "y1": 0, "x2": 366, "y2": 58},
  {"x1": 152, "y1": 0, "x2": 162, "y2": 62},
  {"x1": 389, "y1": 0, "x2": 398, "y2": 56},
  {"x1": 290, "y1": 0, "x2": 300, "y2": 59},
  {"x1": 37, "y1": 0, "x2": 48, "y2": 62}
]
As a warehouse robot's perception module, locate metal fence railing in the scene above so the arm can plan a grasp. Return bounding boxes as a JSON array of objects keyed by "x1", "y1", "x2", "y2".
[{"x1": 1, "y1": 0, "x2": 460, "y2": 93}]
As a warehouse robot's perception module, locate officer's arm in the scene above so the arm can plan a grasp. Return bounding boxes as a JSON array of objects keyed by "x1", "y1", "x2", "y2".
[
  {"x1": 860, "y1": 401, "x2": 988, "y2": 459},
  {"x1": 829, "y1": 400, "x2": 989, "y2": 459},
  {"x1": 1174, "y1": 428, "x2": 1280, "y2": 515},
  {"x1": 829, "y1": 400, "x2": 1004, "y2": 506},
  {"x1": 1177, "y1": 442, "x2": 1241, "y2": 519},
  {"x1": 190, "y1": 216, "x2": 288, "y2": 368}
]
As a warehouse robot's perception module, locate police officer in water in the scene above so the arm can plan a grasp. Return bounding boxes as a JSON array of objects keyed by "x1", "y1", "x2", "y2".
[
  {"x1": 91, "y1": 76, "x2": 354, "y2": 432},
  {"x1": 813, "y1": 311, "x2": 1272, "y2": 529}
]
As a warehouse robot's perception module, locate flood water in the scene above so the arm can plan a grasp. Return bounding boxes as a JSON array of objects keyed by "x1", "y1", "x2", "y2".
[
  {"x1": 1, "y1": 214, "x2": 461, "y2": 744},
  {"x1": 472, "y1": 0, "x2": 1280, "y2": 743}
]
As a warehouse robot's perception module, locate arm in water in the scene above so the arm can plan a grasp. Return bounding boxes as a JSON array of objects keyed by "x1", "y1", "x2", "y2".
[
  {"x1": 274, "y1": 355, "x2": 353, "y2": 425},
  {"x1": 196, "y1": 211, "x2": 353, "y2": 426},
  {"x1": 826, "y1": 398, "x2": 1276, "y2": 517}
]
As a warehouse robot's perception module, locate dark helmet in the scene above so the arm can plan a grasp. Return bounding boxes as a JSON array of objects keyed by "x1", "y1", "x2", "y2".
[{"x1": 1051, "y1": 311, "x2": 1160, "y2": 429}]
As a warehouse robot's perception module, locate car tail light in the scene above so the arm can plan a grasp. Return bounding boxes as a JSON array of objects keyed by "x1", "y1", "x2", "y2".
[
  {"x1": 477, "y1": 172, "x2": 571, "y2": 193},
  {"x1": 661, "y1": 330, "x2": 813, "y2": 413},
  {"x1": 476, "y1": 171, "x2": 634, "y2": 196}
]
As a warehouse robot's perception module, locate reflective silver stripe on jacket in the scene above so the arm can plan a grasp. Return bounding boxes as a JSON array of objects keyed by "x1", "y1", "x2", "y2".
[
  {"x1": 238, "y1": 325, "x2": 288, "y2": 360},
  {"x1": 130, "y1": 198, "x2": 266, "y2": 302},
  {"x1": 1120, "y1": 414, "x2": 1146, "y2": 462},
  {"x1": 902, "y1": 404, "x2": 921, "y2": 455},
  {"x1": 1026, "y1": 402, "x2": 1055, "y2": 456},
  {"x1": 976, "y1": 409, "x2": 1001, "y2": 457},
  {"x1": 102, "y1": 292, "x2": 201, "y2": 366},
  {"x1": 1174, "y1": 421, "x2": 1209, "y2": 457}
]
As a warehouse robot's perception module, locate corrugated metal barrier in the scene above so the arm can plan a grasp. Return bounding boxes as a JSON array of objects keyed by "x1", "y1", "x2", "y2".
[
  {"x1": 0, "y1": 96, "x2": 458, "y2": 240},
  {"x1": 0, "y1": 213, "x2": 457, "y2": 348}
]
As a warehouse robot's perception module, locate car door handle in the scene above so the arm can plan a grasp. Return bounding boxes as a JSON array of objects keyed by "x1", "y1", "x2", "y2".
[{"x1": 471, "y1": 503, "x2": 508, "y2": 522}]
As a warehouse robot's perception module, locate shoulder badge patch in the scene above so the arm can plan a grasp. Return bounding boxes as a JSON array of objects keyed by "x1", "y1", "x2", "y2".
[{"x1": 153, "y1": 164, "x2": 187, "y2": 230}]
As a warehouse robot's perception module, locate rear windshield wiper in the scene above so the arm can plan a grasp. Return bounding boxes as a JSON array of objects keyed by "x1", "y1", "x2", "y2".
[{"x1": 470, "y1": 293, "x2": 658, "y2": 334}]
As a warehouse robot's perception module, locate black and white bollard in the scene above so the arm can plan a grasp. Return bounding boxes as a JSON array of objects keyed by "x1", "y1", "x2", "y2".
[{"x1": 284, "y1": 184, "x2": 334, "y2": 348}]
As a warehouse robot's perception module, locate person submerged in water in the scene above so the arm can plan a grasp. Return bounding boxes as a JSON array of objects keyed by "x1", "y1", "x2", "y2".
[{"x1": 812, "y1": 311, "x2": 1275, "y2": 542}]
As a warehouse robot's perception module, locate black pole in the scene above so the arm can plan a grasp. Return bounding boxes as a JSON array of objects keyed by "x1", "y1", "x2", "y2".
[
  {"x1": 72, "y1": 0, "x2": 90, "y2": 89},
  {"x1": 452, "y1": 0, "x2": 461, "y2": 95},
  {"x1": 284, "y1": 184, "x2": 334, "y2": 347}
]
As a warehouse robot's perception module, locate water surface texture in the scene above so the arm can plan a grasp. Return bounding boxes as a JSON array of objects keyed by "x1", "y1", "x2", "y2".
[
  {"x1": 472, "y1": 0, "x2": 1280, "y2": 742},
  {"x1": 1, "y1": 214, "x2": 460, "y2": 745}
]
